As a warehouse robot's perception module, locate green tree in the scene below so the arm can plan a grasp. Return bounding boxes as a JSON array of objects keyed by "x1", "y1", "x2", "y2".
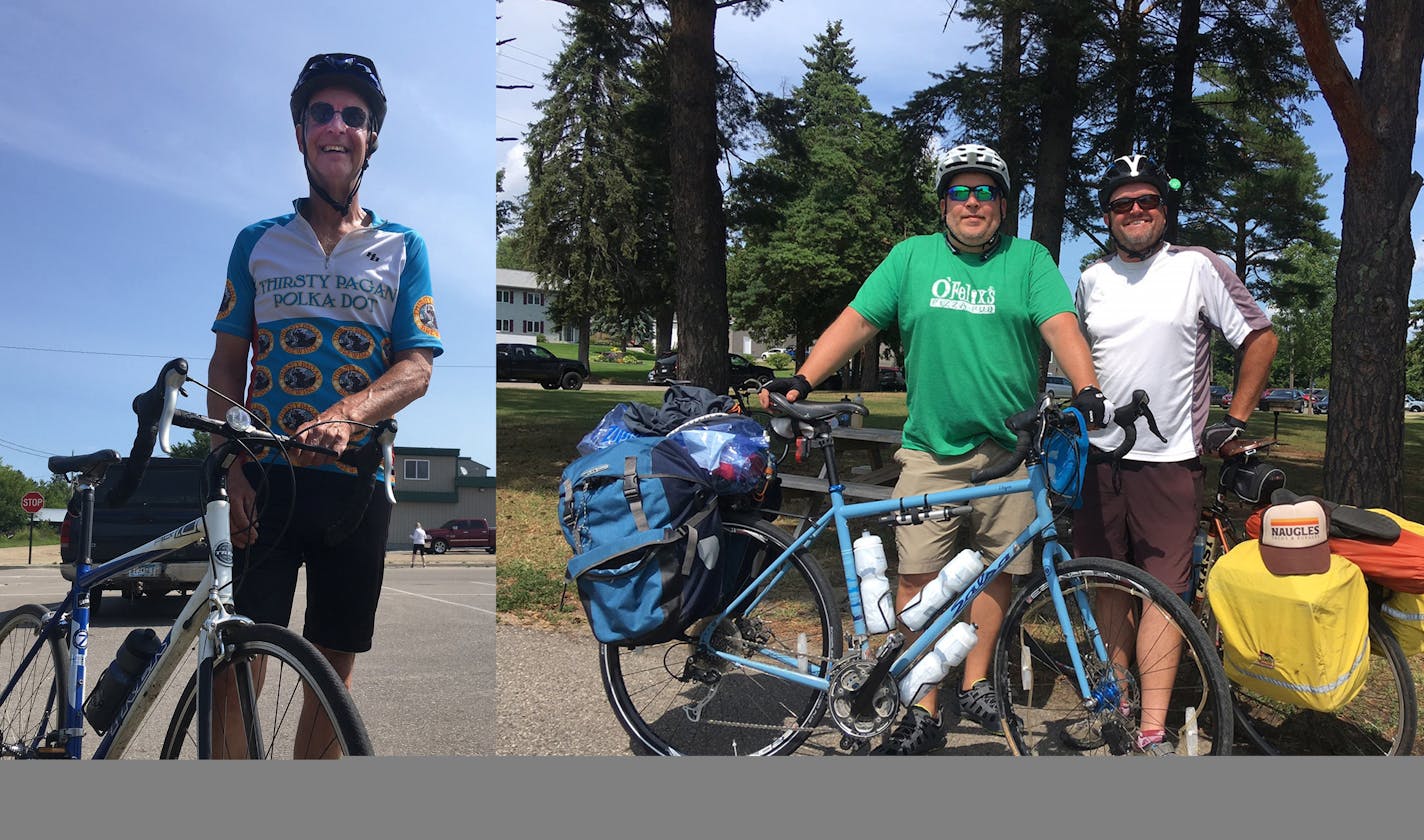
[
  {"x1": 167, "y1": 430, "x2": 212, "y2": 460},
  {"x1": 1288, "y1": 0, "x2": 1424, "y2": 510},
  {"x1": 0, "y1": 459, "x2": 64, "y2": 535},
  {"x1": 727, "y1": 22, "x2": 925, "y2": 388},
  {"x1": 1268, "y1": 243, "x2": 1336, "y2": 388},
  {"x1": 521, "y1": 7, "x2": 644, "y2": 369},
  {"x1": 1407, "y1": 299, "x2": 1424, "y2": 397}
]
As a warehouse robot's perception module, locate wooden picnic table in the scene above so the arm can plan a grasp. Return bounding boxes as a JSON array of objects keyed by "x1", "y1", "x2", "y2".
[{"x1": 774, "y1": 425, "x2": 903, "y2": 534}]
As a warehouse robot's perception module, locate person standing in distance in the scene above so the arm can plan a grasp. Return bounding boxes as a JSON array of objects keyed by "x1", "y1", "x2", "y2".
[
  {"x1": 761, "y1": 143, "x2": 1105, "y2": 755},
  {"x1": 208, "y1": 53, "x2": 443, "y2": 757},
  {"x1": 411, "y1": 522, "x2": 428, "y2": 567},
  {"x1": 1066, "y1": 154, "x2": 1276, "y2": 755}
]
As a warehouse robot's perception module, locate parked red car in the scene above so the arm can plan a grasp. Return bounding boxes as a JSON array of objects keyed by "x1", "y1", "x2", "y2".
[{"x1": 425, "y1": 518, "x2": 496, "y2": 555}]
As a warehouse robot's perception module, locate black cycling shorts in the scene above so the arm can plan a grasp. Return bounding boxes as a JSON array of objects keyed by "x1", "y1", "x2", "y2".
[{"x1": 235, "y1": 463, "x2": 392, "y2": 653}]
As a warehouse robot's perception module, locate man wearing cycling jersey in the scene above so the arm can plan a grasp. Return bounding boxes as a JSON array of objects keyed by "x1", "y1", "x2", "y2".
[
  {"x1": 761, "y1": 143, "x2": 1105, "y2": 755},
  {"x1": 207, "y1": 53, "x2": 442, "y2": 756},
  {"x1": 1069, "y1": 154, "x2": 1276, "y2": 754}
]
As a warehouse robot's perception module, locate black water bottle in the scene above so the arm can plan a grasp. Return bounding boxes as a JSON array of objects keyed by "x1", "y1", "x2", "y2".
[{"x1": 84, "y1": 628, "x2": 161, "y2": 733}]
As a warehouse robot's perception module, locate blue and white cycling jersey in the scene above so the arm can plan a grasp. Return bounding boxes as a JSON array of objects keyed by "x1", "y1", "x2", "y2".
[{"x1": 213, "y1": 199, "x2": 443, "y2": 471}]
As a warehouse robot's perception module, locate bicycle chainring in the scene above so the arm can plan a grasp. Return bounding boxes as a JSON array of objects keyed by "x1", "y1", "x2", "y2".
[{"x1": 826, "y1": 658, "x2": 901, "y2": 740}]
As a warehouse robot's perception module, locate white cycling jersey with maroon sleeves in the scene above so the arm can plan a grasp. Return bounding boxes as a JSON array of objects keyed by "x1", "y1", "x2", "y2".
[{"x1": 1074, "y1": 243, "x2": 1272, "y2": 462}]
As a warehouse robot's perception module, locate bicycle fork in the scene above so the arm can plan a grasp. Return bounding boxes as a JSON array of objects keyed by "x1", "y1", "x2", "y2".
[{"x1": 1039, "y1": 544, "x2": 1117, "y2": 712}]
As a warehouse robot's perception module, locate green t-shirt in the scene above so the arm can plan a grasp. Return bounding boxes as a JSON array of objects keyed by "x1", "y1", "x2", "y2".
[{"x1": 849, "y1": 233, "x2": 1074, "y2": 456}]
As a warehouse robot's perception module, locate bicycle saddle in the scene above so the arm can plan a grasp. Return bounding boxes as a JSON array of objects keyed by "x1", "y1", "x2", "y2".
[{"x1": 1269, "y1": 488, "x2": 1402, "y2": 542}]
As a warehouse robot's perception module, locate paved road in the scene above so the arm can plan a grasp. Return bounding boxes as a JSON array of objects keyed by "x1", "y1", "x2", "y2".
[
  {"x1": 495, "y1": 622, "x2": 1012, "y2": 756},
  {"x1": 0, "y1": 557, "x2": 494, "y2": 757}
]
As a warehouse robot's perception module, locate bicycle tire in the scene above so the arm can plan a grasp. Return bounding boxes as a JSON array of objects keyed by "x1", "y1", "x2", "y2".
[
  {"x1": 599, "y1": 514, "x2": 843, "y2": 755},
  {"x1": 0, "y1": 604, "x2": 68, "y2": 759},
  {"x1": 1227, "y1": 614, "x2": 1417, "y2": 756},
  {"x1": 994, "y1": 557, "x2": 1233, "y2": 756},
  {"x1": 158, "y1": 623, "x2": 372, "y2": 758}
]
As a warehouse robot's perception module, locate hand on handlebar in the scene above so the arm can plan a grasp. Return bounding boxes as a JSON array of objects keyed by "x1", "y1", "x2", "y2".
[
  {"x1": 1071, "y1": 385, "x2": 1108, "y2": 428},
  {"x1": 288, "y1": 409, "x2": 356, "y2": 467}
]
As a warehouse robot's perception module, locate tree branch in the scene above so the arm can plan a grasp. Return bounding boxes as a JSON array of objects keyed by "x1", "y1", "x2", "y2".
[{"x1": 1285, "y1": 0, "x2": 1377, "y2": 163}]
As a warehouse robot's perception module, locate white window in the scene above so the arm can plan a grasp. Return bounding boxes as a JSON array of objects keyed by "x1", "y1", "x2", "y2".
[
  {"x1": 496, "y1": 319, "x2": 514, "y2": 332},
  {"x1": 495, "y1": 289, "x2": 514, "y2": 303},
  {"x1": 403, "y1": 459, "x2": 430, "y2": 481},
  {"x1": 523, "y1": 291, "x2": 544, "y2": 305}
]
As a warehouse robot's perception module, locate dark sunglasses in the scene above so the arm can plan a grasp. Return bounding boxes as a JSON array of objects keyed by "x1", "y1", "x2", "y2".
[
  {"x1": 306, "y1": 101, "x2": 370, "y2": 130},
  {"x1": 1107, "y1": 194, "x2": 1163, "y2": 214},
  {"x1": 944, "y1": 184, "x2": 1001, "y2": 202}
]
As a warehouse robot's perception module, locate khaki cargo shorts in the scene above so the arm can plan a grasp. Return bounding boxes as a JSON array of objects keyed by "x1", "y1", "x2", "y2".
[{"x1": 890, "y1": 442, "x2": 1036, "y2": 577}]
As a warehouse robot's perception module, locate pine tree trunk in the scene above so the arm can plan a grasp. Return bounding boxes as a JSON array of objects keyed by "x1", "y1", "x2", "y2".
[
  {"x1": 666, "y1": 0, "x2": 730, "y2": 394},
  {"x1": 1288, "y1": 0, "x2": 1424, "y2": 509}
]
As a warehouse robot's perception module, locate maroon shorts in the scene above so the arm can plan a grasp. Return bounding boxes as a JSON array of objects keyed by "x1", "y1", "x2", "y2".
[{"x1": 1072, "y1": 459, "x2": 1203, "y2": 594}]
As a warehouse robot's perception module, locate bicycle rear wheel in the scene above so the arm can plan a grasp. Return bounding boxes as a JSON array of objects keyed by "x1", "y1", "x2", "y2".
[
  {"x1": 1228, "y1": 614, "x2": 1417, "y2": 756},
  {"x1": 600, "y1": 515, "x2": 843, "y2": 755},
  {"x1": 0, "y1": 604, "x2": 67, "y2": 759},
  {"x1": 994, "y1": 557, "x2": 1233, "y2": 755},
  {"x1": 159, "y1": 623, "x2": 372, "y2": 758}
]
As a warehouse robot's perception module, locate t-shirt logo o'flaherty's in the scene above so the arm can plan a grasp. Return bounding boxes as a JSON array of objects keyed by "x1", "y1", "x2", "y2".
[{"x1": 929, "y1": 277, "x2": 996, "y2": 314}]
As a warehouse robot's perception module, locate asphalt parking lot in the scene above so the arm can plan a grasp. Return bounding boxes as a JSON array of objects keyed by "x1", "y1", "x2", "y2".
[{"x1": 0, "y1": 553, "x2": 494, "y2": 757}]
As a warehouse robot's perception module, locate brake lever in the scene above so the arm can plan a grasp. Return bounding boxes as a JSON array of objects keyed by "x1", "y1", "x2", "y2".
[{"x1": 1141, "y1": 403, "x2": 1167, "y2": 444}]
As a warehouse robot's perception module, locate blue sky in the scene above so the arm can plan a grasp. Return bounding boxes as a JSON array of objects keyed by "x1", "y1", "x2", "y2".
[
  {"x1": 0, "y1": 2, "x2": 496, "y2": 483},
  {"x1": 497, "y1": 1, "x2": 1424, "y2": 302}
]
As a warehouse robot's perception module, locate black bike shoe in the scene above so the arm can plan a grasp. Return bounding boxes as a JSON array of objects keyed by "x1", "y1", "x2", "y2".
[
  {"x1": 869, "y1": 705, "x2": 945, "y2": 756},
  {"x1": 955, "y1": 680, "x2": 1019, "y2": 735}
]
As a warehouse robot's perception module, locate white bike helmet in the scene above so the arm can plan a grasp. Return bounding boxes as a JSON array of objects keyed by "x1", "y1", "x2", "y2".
[{"x1": 934, "y1": 143, "x2": 1011, "y2": 197}]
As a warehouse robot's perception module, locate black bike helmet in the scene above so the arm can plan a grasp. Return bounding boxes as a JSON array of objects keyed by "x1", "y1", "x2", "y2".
[
  {"x1": 1096, "y1": 154, "x2": 1179, "y2": 211},
  {"x1": 290, "y1": 53, "x2": 387, "y2": 134},
  {"x1": 290, "y1": 53, "x2": 386, "y2": 215}
]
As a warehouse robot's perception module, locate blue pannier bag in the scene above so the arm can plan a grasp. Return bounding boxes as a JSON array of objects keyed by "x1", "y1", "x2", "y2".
[{"x1": 559, "y1": 435, "x2": 726, "y2": 645}]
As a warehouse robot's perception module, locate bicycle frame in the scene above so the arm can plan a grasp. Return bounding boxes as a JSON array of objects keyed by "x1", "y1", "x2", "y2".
[
  {"x1": 703, "y1": 457, "x2": 1111, "y2": 705},
  {"x1": 0, "y1": 495, "x2": 238, "y2": 759}
]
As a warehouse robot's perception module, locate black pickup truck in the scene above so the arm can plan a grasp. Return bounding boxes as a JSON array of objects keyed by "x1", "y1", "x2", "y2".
[{"x1": 59, "y1": 457, "x2": 208, "y2": 614}]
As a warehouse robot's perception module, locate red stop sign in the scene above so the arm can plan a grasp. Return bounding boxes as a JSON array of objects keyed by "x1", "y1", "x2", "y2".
[{"x1": 20, "y1": 492, "x2": 44, "y2": 515}]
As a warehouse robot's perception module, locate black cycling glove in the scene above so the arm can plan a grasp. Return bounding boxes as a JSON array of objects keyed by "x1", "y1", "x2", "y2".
[
  {"x1": 761, "y1": 373, "x2": 814, "y2": 402},
  {"x1": 1202, "y1": 414, "x2": 1247, "y2": 455},
  {"x1": 1071, "y1": 385, "x2": 1107, "y2": 427}
]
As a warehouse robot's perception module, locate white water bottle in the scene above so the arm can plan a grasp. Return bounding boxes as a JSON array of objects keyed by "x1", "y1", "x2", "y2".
[
  {"x1": 898, "y1": 623, "x2": 979, "y2": 706},
  {"x1": 853, "y1": 531, "x2": 894, "y2": 634},
  {"x1": 897, "y1": 548, "x2": 983, "y2": 631}
]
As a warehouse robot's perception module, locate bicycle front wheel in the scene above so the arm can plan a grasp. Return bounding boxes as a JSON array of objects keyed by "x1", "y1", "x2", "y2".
[
  {"x1": 0, "y1": 604, "x2": 67, "y2": 759},
  {"x1": 995, "y1": 557, "x2": 1233, "y2": 756},
  {"x1": 1229, "y1": 614, "x2": 1417, "y2": 756},
  {"x1": 600, "y1": 515, "x2": 843, "y2": 755},
  {"x1": 159, "y1": 623, "x2": 372, "y2": 758}
]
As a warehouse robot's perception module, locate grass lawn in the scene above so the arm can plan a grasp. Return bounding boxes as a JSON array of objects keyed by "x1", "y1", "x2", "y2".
[
  {"x1": 498, "y1": 385, "x2": 1424, "y2": 623},
  {"x1": 1, "y1": 529, "x2": 60, "y2": 549},
  {"x1": 539, "y1": 341, "x2": 796, "y2": 387}
]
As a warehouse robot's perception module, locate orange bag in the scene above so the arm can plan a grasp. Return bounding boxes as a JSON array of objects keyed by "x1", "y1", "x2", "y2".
[{"x1": 1245, "y1": 508, "x2": 1424, "y2": 594}]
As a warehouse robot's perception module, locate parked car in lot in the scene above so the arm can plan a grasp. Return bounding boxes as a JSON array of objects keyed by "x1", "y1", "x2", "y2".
[
  {"x1": 759, "y1": 347, "x2": 793, "y2": 360},
  {"x1": 1221, "y1": 391, "x2": 1233, "y2": 408},
  {"x1": 1258, "y1": 388, "x2": 1305, "y2": 413},
  {"x1": 1210, "y1": 385, "x2": 1229, "y2": 407},
  {"x1": 1044, "y1": 374, "x2": 1073, "y2": 402},
  {"x1": 424, "y1": 518, "x2": 496, "y2": 555},
  {"x1": 59, "y1": 457, "x2": 207, "y2": 615},
  {"x1": 878, "y1": 366, "x2": 906, "y2": 391},
  {"x1": 647, "y1": 352, "x2": 776, "y2": 388},
  {"x1": 1407, "y1": 395, "x2": 1424, "y2": 412},
  {"x1": 495, "y1": 342, "x2": 589, "y2": 390},
  {"x1": 1316, "y1": 394, "x2": 1330, "y2": 414}
]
